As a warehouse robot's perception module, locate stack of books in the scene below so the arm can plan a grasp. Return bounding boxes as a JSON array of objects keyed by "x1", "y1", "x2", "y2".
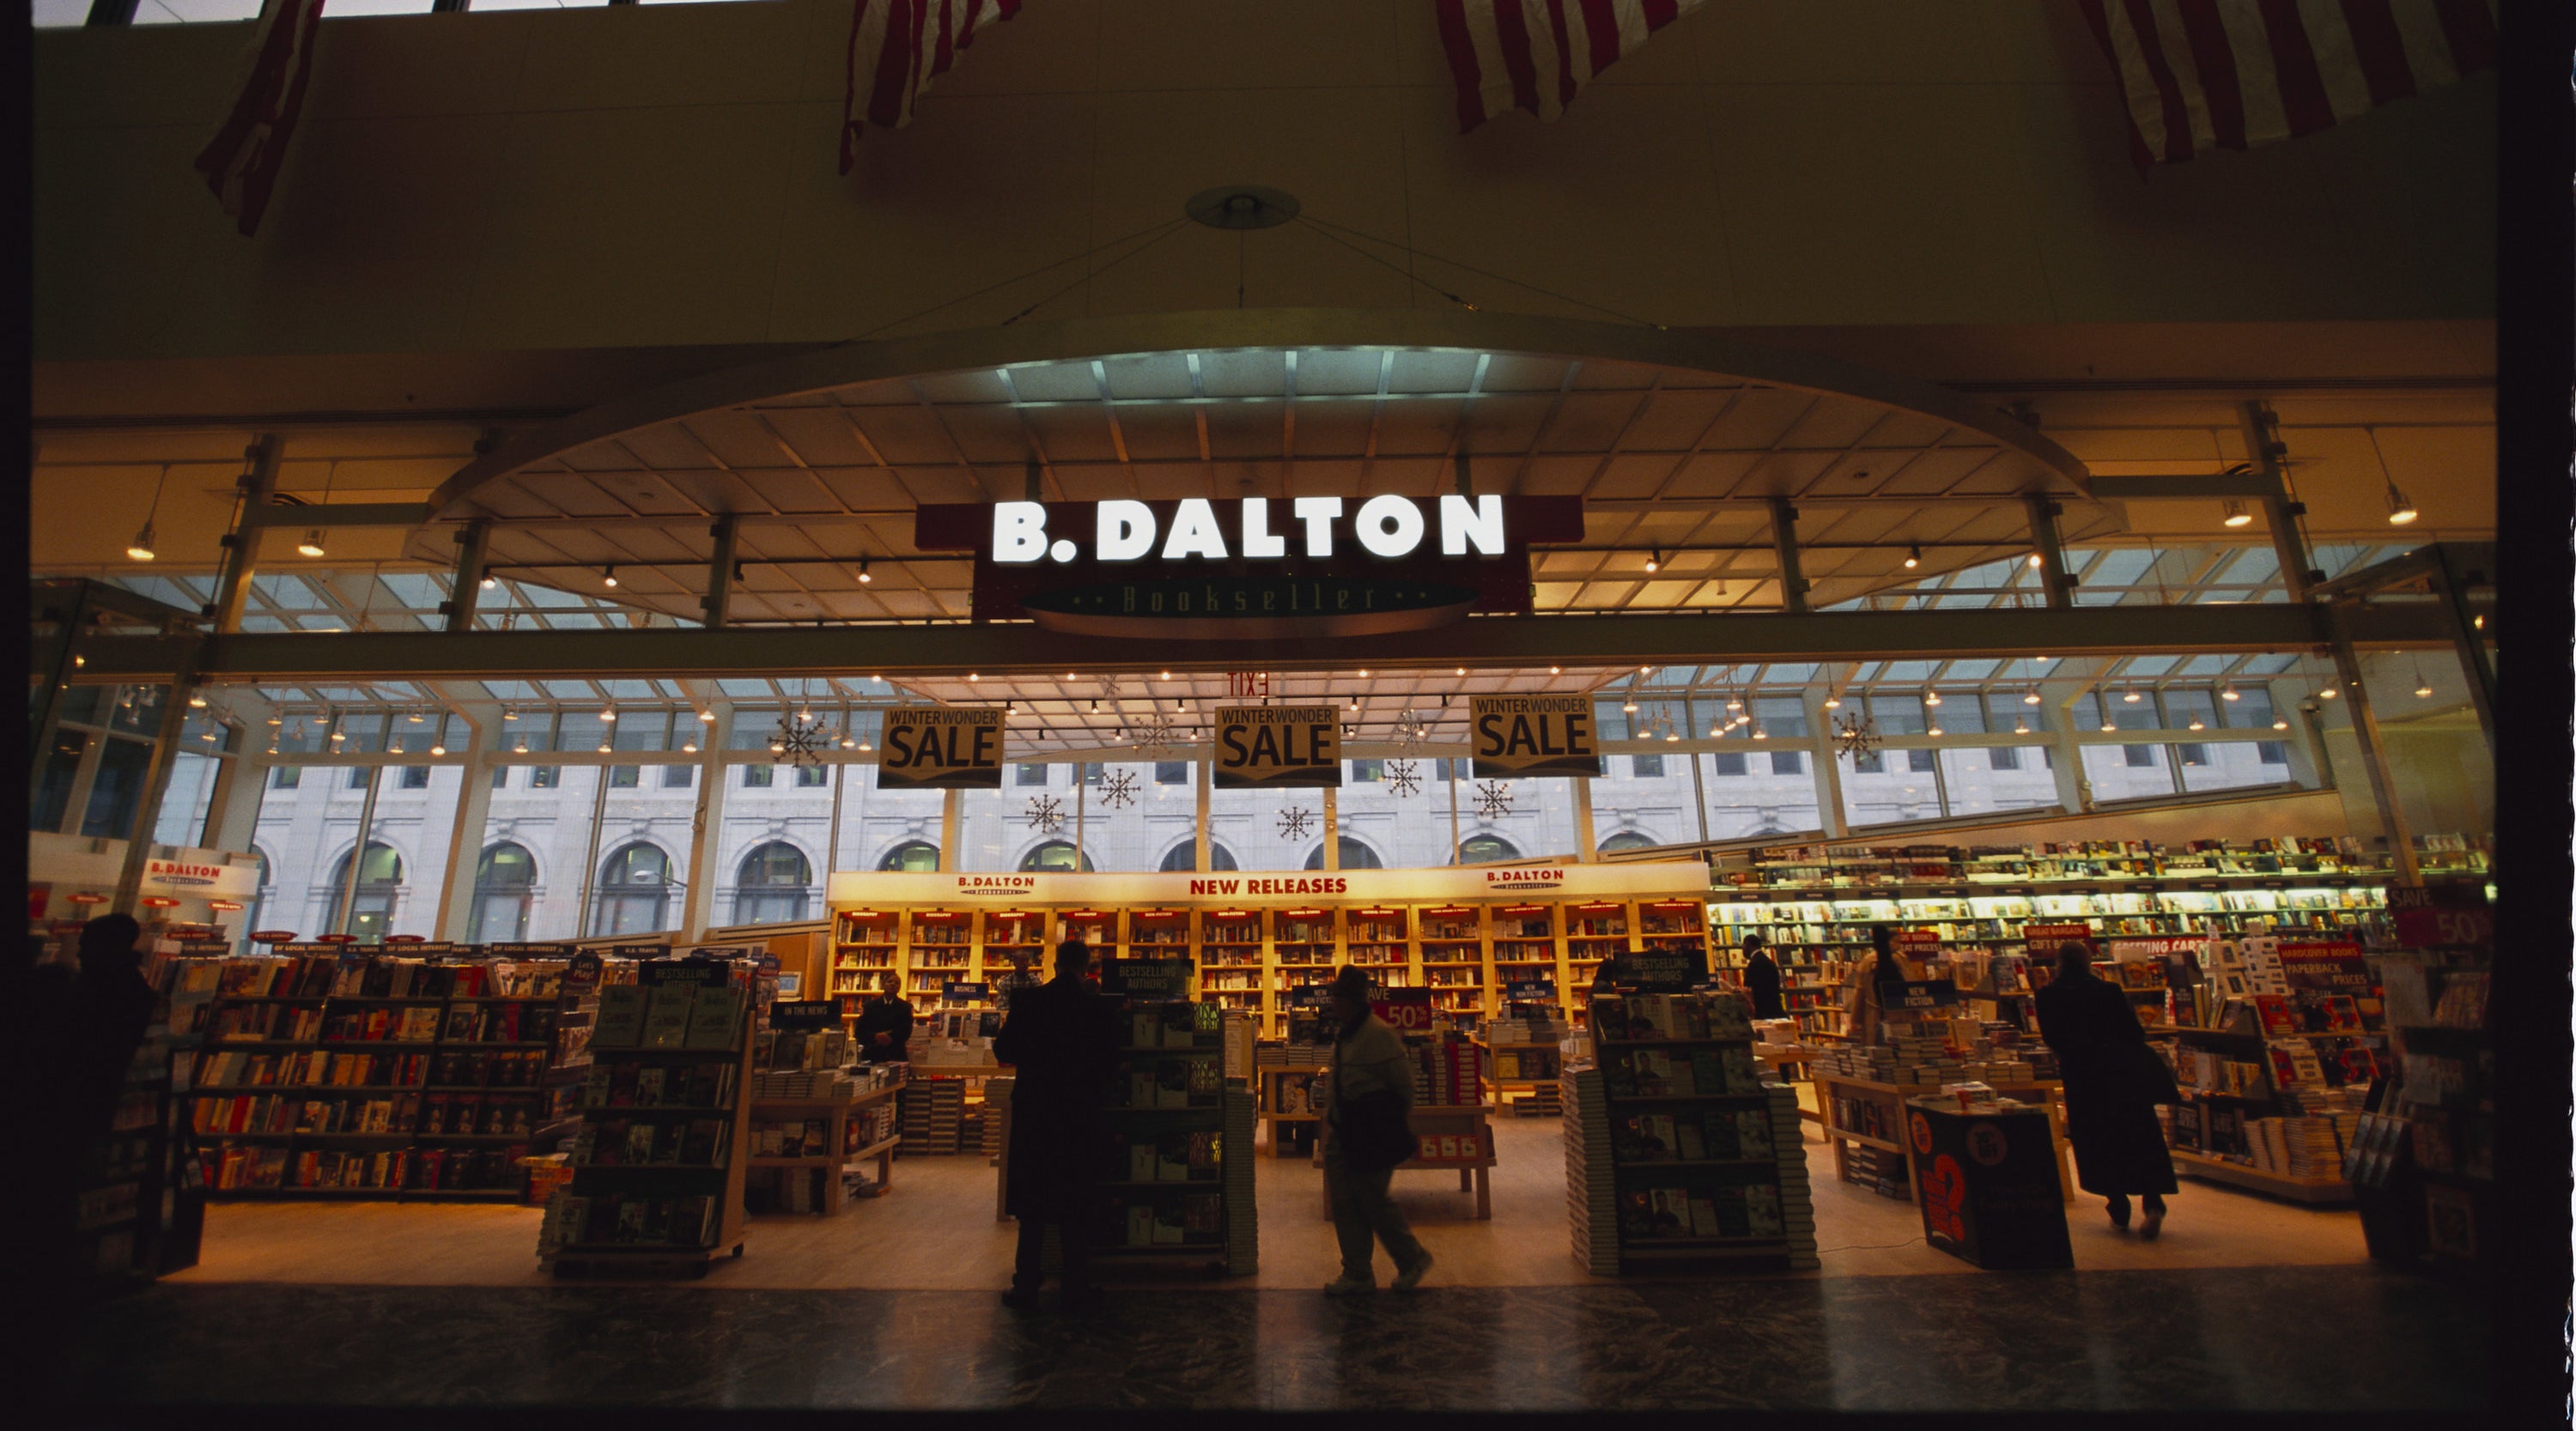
[
  {"x1": 1559, "y1": 1067, "x2": 1619, "y2": 1276},
  {"x1": 1222, "y1": 1087, "x2": 1259, "y2": 1275},
  {"x1": 896, "y1": 1082, "x2": 963, "y2": 1155},
  {"x1": 1765, "y1": 1082, "x2": 1820, "y2": 1268}
]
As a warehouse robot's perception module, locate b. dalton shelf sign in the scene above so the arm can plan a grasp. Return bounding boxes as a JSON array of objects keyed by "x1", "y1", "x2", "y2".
[{"x1": 914, "y1": 496, "x2": 1584, "y2": 640}]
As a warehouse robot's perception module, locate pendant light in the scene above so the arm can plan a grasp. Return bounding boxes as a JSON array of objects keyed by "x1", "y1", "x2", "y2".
[
  {"x1": 1644, "y1": 549, "x2": 1661, "y2": 573},
  {"x1": 128, "y1": 464, "x2": 171, "y2": 561},
  {"x1": 602, "y1": 566, "x2": 618, "y2": 589},
  {"x1": 857, "y1": 559, "x2": 873, "y2": 585},
  {"x1": 2221, "y1": 498, "x2": 2251, "y2": 528},
  {"x1": 1903, "y1": 545, "x2": 1921, "y2": 569},
  {"x1": 298, "y1": 459, "x2": 337, "y2": 557},
  {"x1": 2367, "y1": 428, "x2": 2416, "y2": 524}
]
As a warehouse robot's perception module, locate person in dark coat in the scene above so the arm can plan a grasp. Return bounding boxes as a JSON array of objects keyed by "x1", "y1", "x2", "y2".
[
  {"x1": 991, "y1": 937, "x2": 1120, "y2": 1309},
  {"x1": 851, "y1": 972, "x2": 914, "y2": 1064},
  {"x1": 2033, "y1": 941, "x2": 2180, "y2": 1237},
  {"x1": 1741, "y1": 934, "x2": 1785, "y2": 1021}
]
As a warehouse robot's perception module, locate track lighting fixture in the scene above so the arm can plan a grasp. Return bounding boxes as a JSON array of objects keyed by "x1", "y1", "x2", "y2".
[
  {"x1": 2221, "y1": 499, "x2": 2251, "y2": 528},
  {"x1": 1903, "y1": 545, "x2": 1920, "y2": 569},
  {"x1": 481, "y1": 575, "x2": 498, "y2": 590},
  {"x1": 857, "y1": 559, "x2": 872, "y2": 585},
  {"x1": 1644, "y1": 549, "x2": 1661, "y2": 573},
  {"x1": 602, "y1": 566, "x2": 618, "y2": 589},
  {"x1": 127, "y1": 521, "x2": 156, "y2": 561},
  {"x1": 2027, "y1": 552, "x2": 2044, "y2": 568},
  {"x1": 296, "y1": 531, "x2": 326, "y2": 558}
]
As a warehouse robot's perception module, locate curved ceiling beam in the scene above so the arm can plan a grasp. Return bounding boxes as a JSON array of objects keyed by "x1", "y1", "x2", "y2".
[{"x1": 425, "y1": 308, "x2": 2093, "y2": 517}]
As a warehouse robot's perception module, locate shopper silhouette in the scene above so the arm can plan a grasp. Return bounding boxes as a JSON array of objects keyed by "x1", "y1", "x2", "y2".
[
  {"x1": 992, "y1": 938, "x2": 1119, "y2": 1309},
  {"x1": 2034, "y1": 942, "x2": 2181, "y2": 1237},
  {"x1": 854, "y1": 971, "x2": 914, "y2": 1063},
  {"x1": 1844, "y1": 924, "x2": 1908, "y2": 1047},
  {"x1": 1321, "y1": 966, "x2": 1431, "y2": 1295},
  {"x1": 1741, "y1": 933, "x2": 1785, "y2": 1021}
]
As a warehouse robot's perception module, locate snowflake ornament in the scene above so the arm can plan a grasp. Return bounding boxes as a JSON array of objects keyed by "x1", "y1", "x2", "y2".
[
  {"x1": 1833, "y1": 712, "x2": 1880, "y2": 761},
  {"x1": 1473, "y1": 780, "x2": 1516, "y2": 820},
  {"x1": 1024, "y1": 794, "x2": 1065, "y2": 834},
  {"x1": 1098, "y1": 767, "x2": 1139, "y2": 809},
  {"x1": 770, "y1": 712, "x2": 832, "y2": 769},
  {"x1": 1276, "y1": 806, "x2": 1315, "y2": 842},
  {"x1": 1384, "y1": 759, "x2": 1423, "y2": 798},
  {"x1": 1126, "y1": 711, "x2": 1182, "y2": 749}
]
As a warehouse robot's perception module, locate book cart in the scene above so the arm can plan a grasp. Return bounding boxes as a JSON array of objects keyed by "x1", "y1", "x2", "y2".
[
  {"x1": 190, "y1": 943, "x2": 568, "y2": 1199},
  {"x1": 544, "y1": 957, "x2": 756, "y2": 1277},
  {"x1": 2346, "y1": 884, "x2": 2493, "y2": 1276},
  {"x1": 1563, "y1": 991, "x2": 1820, "y2": 1274}
]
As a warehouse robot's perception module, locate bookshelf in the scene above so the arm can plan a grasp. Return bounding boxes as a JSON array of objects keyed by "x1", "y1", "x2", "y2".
[
  {"x1": 1564, "y1": 900, "x2": 1631, "y2": 991},
  {"x1": 2348, "y1": 890, "x2": 2493, "y2": 1274},
  {"x1": 828, "y1": 909, "x2": 899, "y2": 1001},
  {"x1": 191, "y1": 948, "x2": 568, "y2": 1199},
  {"x1": 1563, "y1": 991, "x2": 1818, "y2": 1274},
  {"x1": 544, "y1": 958, "x2": 757, "y2": 1276}
]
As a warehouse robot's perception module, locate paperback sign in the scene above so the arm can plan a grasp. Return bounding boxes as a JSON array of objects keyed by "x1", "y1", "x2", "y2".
[
  {"x1": 1469, "y1": 694, "x2": 1600, "y2": 779},
  {"x1": 878, "y1": 707, "x2": 1004, "y2": 790},
  {"x1": 1213, "y1": 706, "x2": 1340, "y2": 789}
]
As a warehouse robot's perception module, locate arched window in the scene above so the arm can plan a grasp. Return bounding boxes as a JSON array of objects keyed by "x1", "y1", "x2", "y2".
[
  {"x1": 326, "y1": 840, "x2": 404, "y2": 945},
  {"x1": 1597, "y1": 831, "x2": 1659, "y2": 855},
  {"x1": 1303, "y1": 837, "x2": 1382, "y2": 870},
  {"x1": 1159, "y1": 840, "x2": 1238, "y2": 872},
  {"x1": 878, "y1": 840, "x2": 941, "y2": 872},
  {"x1": 592, "y1": 842, "x2": 672, "y2": 937},
  {"x1": 733, "y1": 841, "x2": 812, "y2": 925},
  {"x1": 1455, "y1": 833, "x2": 1522, "y2": 864},
  {"x1": 1020, "y1": 840, "x2": 1095, "y2": 872},
  {"x1": 470, "y1": 841, "x2": 537, "y2": 943}
]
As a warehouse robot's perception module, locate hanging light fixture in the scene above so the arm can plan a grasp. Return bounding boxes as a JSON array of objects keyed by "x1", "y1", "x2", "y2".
[
  {"x1": 296, "y1": 530, "x2": 327, "y2": 558},
  {"x1": 598, "y1": 740, "x2": 612, "y2": 753},
  {"x1": 1923, "y1": 689, "x2": 1941, "y2": 707},
  {"x1": 1644, "y1": 549, "x2": 1661, "y2": 573},
  {"x1": 2411, "y1": 658, "x2": 2433, "y2": 699},
  {"x1": 188, "y1": 693, "x2": 210, "y2": 709},
  {"x1": 430, "y1": 739, "x2": 447, "y2": 756},
  {"x1": 1622, "y1": 696, "x2": 1639, "y2": 713},
  {"x1": 1822, "y1": 693, "x2": 1842, "y2": 709},
  {"x1": 1750, "y1": 724, "x2": 1768, "y2": 741},
  {"x1": 2221, "y1": 499, "x2": 2251, "y2": 528},
  {"x1": 514, "y1": 737, "x2": 532, "y2": 754},
  {"x1": 1548, "y1": 666, "x2": 1561, "y2": 676},
  {"x1": 600, "y1": 706, "x2": 617, "y2": 722},
  {"x1": 2366, "y1": 427, "x2": 2416, "y2": 524},
  {"x1": 602, "y1": 566, "x2": 618, "y2": 589},
  {"x1": 1904, "y1": 545, "x2": 1921, "y2": 569},
  {"x1": 480, "y1": 575, "x2": 498, "y2": 590},
  {"x1": 2271, "y1": 718, "x2": 2289, "y2": 731},
  {"x1": 697, "y1": 709, "x2": 714, "y2": 723},
  {"x1": 407, "y1": 709, "x2": 424, "y2": 723},
  {"x1": 127, "y1": 464, "x2": 172, "y2": 561},
  {"x1": 265, "y1": 712, "x2": 283, "y2": 726},
  {"x1": 969, "y1": 673, "x2": 980, "y2": 682},
  {"x1": 1927, "y1": 722, "x2": 1944, "y2": 738},
  {"x1": 2221, "y1": 685, "x2": 2240, "y2": 702},
  {"x1": 2123, "y1": 687, "x2": 2142, "y2": 704},
  {"x1": 2022, "y1": 687, "x2": 2042, "y2": 706},
  {"x1": 2187, "y1": 717, "x2": 2205, "y2": 731},
  {"x1": 681, "y1": 737, "x2": 699, "y2": 754},
  {"x1": 2027, "y1": 552, "x2": 2044, "y2": 567},
  {"x1": 2319, "y1": 684, "x2": 2339, "y2": 700},
  {"x1": 857, "y1": 558, "x2": 872, "y2": 585},
  {"x1": 2014, "y1": 718, "x2": 2030, "y2": 736}
]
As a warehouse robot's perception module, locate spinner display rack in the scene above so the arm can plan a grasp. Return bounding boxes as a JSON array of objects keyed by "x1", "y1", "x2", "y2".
[{"x1": 544, "y1": 957, "x2": 756, "y2": 1277}]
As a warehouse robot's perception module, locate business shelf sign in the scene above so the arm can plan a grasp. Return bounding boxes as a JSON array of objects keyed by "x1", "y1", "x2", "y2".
[{"x1": 914, "y1": 496, "x2": 1583, "y2": 639}]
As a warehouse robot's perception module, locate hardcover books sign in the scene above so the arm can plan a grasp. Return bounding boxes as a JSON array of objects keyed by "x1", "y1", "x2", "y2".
[
  {"x1": 1468, "y1": 694, "x2": 1601, "y2": 779},
  {"x1": 878, "y1": 707, "x2": 1004, "y2": 790},
  {"x1": 1212, "y1": 706, "x2": 1340, "y2": 789}
]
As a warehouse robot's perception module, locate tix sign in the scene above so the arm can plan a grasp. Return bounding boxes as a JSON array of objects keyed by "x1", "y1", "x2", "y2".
[
  {"x1": 1214, "y1": 706, "x2": 1340, "y2": 789},
  {"x1": 1372, "y1": 988, "x2": 1434, "y2": 1032},
  {"x1": 2392, "y1": 906, "x2": 2493, "y2": 949},
  {"x1": 877, "y1": 707, "x2": 1004, "y2": 790},
  {"x1": 1469, "y1": 694, "x2": 1601, "y2": 779}
]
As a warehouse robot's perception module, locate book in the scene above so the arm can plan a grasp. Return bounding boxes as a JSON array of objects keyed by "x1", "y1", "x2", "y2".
[
  {"x1": 685, "y1": 986, "x2": 744, "y2": 1051},
  {"x1": 593, "y1": 987, "x2": 648, "y2": 1048},
  {"x1": 641, "y1": 985, "x2": 698, "y2": 1049}
]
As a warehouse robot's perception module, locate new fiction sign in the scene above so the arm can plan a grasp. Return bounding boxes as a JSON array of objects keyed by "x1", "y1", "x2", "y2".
[{"x1": 914, "y1": 497, "x2": 1584, "y2": 640}]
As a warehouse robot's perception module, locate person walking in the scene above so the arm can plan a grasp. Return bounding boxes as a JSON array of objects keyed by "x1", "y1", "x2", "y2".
[
  {"x1": 1843, "y1": 924, "x2": 1908, "y2": 1048},
  {"x1": 991, "y1": 938, "x2": 1120, "y2": 1309},
  {"x1": 1321, "y1": 966, "x2": 1432, "y2": 1295},
  {"x1": 1741, "y1": 933, "x2": 1785, "y2": 1021},
  {"x1": 2033, "y1": 942, "x2": 2181, "y2": 1237},
  {"x1": 852, "y1": 971, "x2": 914, "y2": 1064}
]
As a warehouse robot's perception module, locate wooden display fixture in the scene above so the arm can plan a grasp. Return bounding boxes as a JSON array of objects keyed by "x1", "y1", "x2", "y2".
[
  {"x1": 1816, "y1": 1072, "x2": 2073, "y2": 1206},
  {"x1": 902, "y1": 911, "x2": 974, "y2": 1010},
  {"x1": 747, "y1": 1082, "x2": 902, "y2": 1215},
  {"x1": 829, "y1": 909, "x2": 900, "y2": 1007}
]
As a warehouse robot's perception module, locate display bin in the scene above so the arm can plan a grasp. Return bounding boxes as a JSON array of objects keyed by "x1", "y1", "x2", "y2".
[{"x1": 1902, "y1": 1098, "x2": 2073, "y2": 1270}]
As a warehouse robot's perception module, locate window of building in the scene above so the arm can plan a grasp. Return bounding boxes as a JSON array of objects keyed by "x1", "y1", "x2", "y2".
[
  {"x1": 609, "y1": 765, "x2": 641, "y2": 789},
  {"x1": 732, "y1": 840, "x2": 811, "y2": 924},
  {"x1": 489, "y1": 767, "x2": 509, "y2": 790},
  {"x1": 592, "y1": 842, "x2": 672, "y2": 937},
  {"x1": 1769, "y1": 750, "x2": 1804, "y2": 776},
  {"x1": 532, "y1": 767, "x2": 561, "y2": 789},
  {"x1": 1349, "y1": 760, "x2": 1382, "y2": 782},
  {"x1": 661, "y1": 765, "x2": 696, "y2": 789},
  {"x1": 796, "y1": 765, "x2": 829, "y2": 788},
  {"x1": 347, "y1": 767, "x2": 372, "y2": 790},
  {"x1": 1080, "y1": 763, "x2": 1103, "y2": 786},
  {"x1": 1630, "y1": 754, "x2": 1664, "y2": 778},
  {"x1": 1160, "y1": 840, "x2": 1239, "y2": 871},
  {"x1": 742, "y1": 765, "x2": 774, "y2": 788},
  {"x1": 1711, "y1": 751, "x2": 1748, "y2": 777},
  {"x1": 1154, "y1": 761, "x2": 1191, "y2": 785},
  {"x1": 2257, "y1": 741, "x2": 2289, "y2": 765},
  {"x1": 1598, "y1": 831, "x2": 1658, "y2": 854},
  {"x1": 272, "y1": 766, "x2": 302, "y2": 790},
  {"x1": 468, "y1": 841, "x2": 535, "y2": 943},
  {"x1": 1850, "y1": 752, "x2": 1883, "y2": 774},
  {"x1": 1304, "y1": 836, "x2": 1383, "y2": 870},
  {"x1": 395, "y1": 765, "x2": 429, "y2": 790},
  {"x1": 244, "y1": 847, "x2": 274, "y2": 944},
  {"x1": 326, "y1": 840, "x2": 404, "y2": 945},
  {"x1": 1019, "y1": 840, "x2": 1094, "y2": 872},
  {"x1": 2176, "y1": 743, "x2": 2210, "y2": 767},
  {"x1": 2123, "y1": 745, "x2": 2159, "y2": 768},
  {"x1": 1016, "y1": 763, "x2": 1048, "y2": 787},
  {"x1": 1989, "y1": 748, "x2": 2020, "y2": 771},
  {"x1": 878, "y1": 840, "x2": 941, "y2": 872},
  {"x1": 1906, "y1": 749, "x2": 1936, "y2": 773},
  {"x1": 1455, "y1": 834, "x2": 1522, "y2": 864}
]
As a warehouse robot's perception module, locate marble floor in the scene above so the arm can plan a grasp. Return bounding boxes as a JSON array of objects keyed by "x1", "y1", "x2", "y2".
[{"x1": 45, "y1": 1107, "x2": 2483, "y2": 1413}]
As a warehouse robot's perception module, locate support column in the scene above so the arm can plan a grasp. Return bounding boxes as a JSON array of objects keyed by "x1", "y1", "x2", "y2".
[
  {"x1": 1768, "y1": 499, "x2": 1809, "y2": 615},
  {"x1": 1802, "y1": 685, "x2": 1848, "y2": 839},
  {"x1": 29, "y1": 580, "x2": 96, "y2": 776},
  {"x1": 679, "y1": 706, "x2": 731, "y2": 940},
  {"x1": 434, "y1": 712, "x2": 496, "y2": 940},
  {"x1": 112, "y1": 670, "x2": 204, "y2": 915},
  {"x1": 1688, "y1": 746, "x2": 1711, "y2": 844},
  {"x1": 442, "y1": 522, "x2": 491, "y2": 632},
  {"x1": 1321, "y1": 786, "x2": 1340, "y2": 870},
  {"x1": 2427, "y1": 547, "x2": 2497, "y2": 752},
  {"x1": 1194, "y1": 753, "x2": 1212, "y2": 871},
  {"x1": 210, "y1": 435, "x2": 281, "y2": 634},
  {"x1": 204, "y1": 732, "x2": 267, "y2": 855},
  {"x1": 1073, "y1": 766, "x2": 1088, "y2": 870},
  {"x1": 1572, "y1": 775, "x2": 1598, "y2": 860},
  {"x1": 2239, "y1": 402, "x2": 2318, "y2": 602},
  {"x1": 702, "y1": 518, "x2": 740, "y2": 628},
  {"x1": 333, "y1": 766, "x2": 386, "y2": 938},
  {"x1": 2321, "y1": 607, "x2": 2418, "y2": 882},
  {"x1": 1448, "y1": 756, "x2": 1462, "y2": 862},
  {"x1": 939, "y1": 786, "x2": 963, "y2": 872},
  {"x1": 571, "y1": 763, "x2": 612, "y2": 937},
  {"x1": 2022, "y1": 494, "x2": 2073, "y2": 610}
]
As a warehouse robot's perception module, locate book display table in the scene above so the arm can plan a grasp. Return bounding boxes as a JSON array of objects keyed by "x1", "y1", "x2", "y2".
[
  {"x1": 747, "y1": 1083, "x2": 901, "y2": 1216},
  {"x1": 1257, "y1": 1065, "x2": 1326, "y2": 1158},
  {"x1": 1902, "y1": 1098, "x2": 2074, "y2": 1270},
  {"x1": 1817, "y1": 1073, "x2": 2072, "y2": 1206},
  {"x1": 1312, "y1": 1102, "x2": 1496, "y2": 1220}
]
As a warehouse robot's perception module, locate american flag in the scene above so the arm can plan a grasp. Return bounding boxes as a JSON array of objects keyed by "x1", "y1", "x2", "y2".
[
  {"x1": 2077, "y1": 0, "x2": 2498, "y2": 167},
  {"x1": 1434, "y1": 0, "x2": 1708, "y2": 132},
  {"x1": 193, "y1": 0, "x2": 327, "y2": 238},
  {"x1": 841, "y1": 0, "x2": 1023, "y2": 176}
]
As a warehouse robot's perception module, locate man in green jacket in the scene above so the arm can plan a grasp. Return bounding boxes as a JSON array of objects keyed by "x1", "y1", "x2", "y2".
[{"x1": 1321, "y1": 965, "x2": 1433, "y2": 1295}]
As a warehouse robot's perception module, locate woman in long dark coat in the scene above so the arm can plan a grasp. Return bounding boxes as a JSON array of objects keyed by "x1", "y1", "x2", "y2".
[
  {"x1": 2032, "y1": 942, "x2": 2180, "y2": 1237},
  {"x1": 1741, "y1": 934, "x2": 1785, "y2": 1021}
]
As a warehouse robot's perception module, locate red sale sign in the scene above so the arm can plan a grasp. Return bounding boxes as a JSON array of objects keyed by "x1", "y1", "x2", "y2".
[{"x1": 1371, "y1": 990, "x2": 1434, "y2": 1032}]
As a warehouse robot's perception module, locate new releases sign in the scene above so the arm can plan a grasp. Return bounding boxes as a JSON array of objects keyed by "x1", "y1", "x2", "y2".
[
  {"x1": 1214, "y1": 706, "x2": 1340, "y2": 789},
  {"x1": 914, "y1": 497, "x2": 1584, "y2": 640},
  {"x1": 877, "y1": 707, "x2": 1003, "y2": 790},
  {"x1": 1469, "y1": 694, "x2": 1600, "y2": 779}
]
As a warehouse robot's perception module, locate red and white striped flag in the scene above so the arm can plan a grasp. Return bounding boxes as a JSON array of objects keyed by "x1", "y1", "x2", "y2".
[
  {"x1": 841, "y1": 0, "x2": 1022, "y2": 175},
  {"x1": 192, "y1": 0, "x2": 327, "y2": 237},
  {"x1": 1435, "y1": 0, "x2": 1708, "y2": 132},
  {"x1": 2077, "y1": 0, "x2": 2497, "y2": 167}
]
